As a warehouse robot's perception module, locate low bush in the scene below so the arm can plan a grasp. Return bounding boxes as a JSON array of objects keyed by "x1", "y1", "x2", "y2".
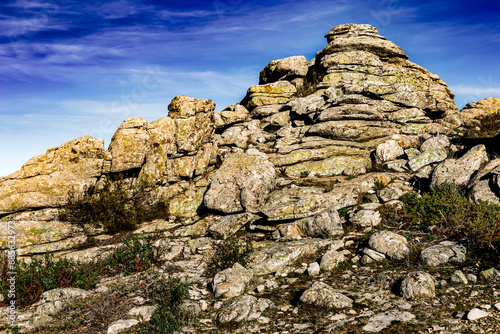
[
  {"x1": 0, "y1": 254, "x2": 104, "y2": 308},
  {"x1": 379, "y1": 183, "x2": 500, "y2": 257},
  {"x1": 59, "y1": 176, "x2": 169, "y2": 234},
  {"x1": 108, "y1": 234, "x2": 165, "y2": 275},
  {"x1": 132, "y1": 275, "x2": 195, "y2": 333},
  {"x1": 205, "y1": 236, "x2": 253, "y2": 277}
]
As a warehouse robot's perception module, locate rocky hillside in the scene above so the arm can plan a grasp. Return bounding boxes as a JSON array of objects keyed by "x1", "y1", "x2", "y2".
[{"x1": 1, "y1": 23, "x2": 500, "y2": 334}]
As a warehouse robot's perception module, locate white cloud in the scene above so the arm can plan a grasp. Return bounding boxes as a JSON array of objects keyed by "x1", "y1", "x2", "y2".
[{"x1": 450, "y1": 85, "x2": 500, "y2": 96}]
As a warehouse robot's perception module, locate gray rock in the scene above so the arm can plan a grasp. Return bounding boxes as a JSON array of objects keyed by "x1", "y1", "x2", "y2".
[
  {"x1": 374, "y1": 140, "x2": 405, "y2": 164},
  {"x1": 430, "y1": 145, "x2": 488, "y2": 188},
  {"x1": 297, "y1": 207, "x2": 344, "y2": 237},
  {"x1": 467, "y1": 308, "x2": 488, "y2": 321},
  {"x1": 33, "y1": 288, "x2": 91, "y2": 316},
  {"x1": 470, "y1": 179, "x2": 500, "y2": 205},
  {"x1": 208, "y1": 213, "x2": 259, "y2": 239},
  {"x1": 204, "y1": 151, "x2": 276, "y2": 213},
  {"x1": 451, "y1": 270, "x2": 468, "y2": 284},
  {"x1": 350, "y1": 209, "x2": 381, "y2": 231},
  {"x1": 212, "y1": 263, "x2": 254, "y2": 298},
  {"x1": 217, "y1": 295, "x2": 275, "y2": 323},
  {"x1": 400, "y1": 271, "x2": 436, "y2": 300},
  {"x1": 362, "y1": 248, "x2": 386, "y2": 263},
  {"x1": 307, "y1": 262, "x2": 320, "y2": 276},
  {"x1": 377, "y1": 187, "x2": 404, "y2": 203},
  {"x1": 480, "y1": 267, "x2": 500, "y2": 281},
  {"x1": 320, "y1": 249, "x2": 346, "y2": 271},
  {"x1": 127, "y1": 305, "x2": 157, "y2": 322},
  {"x1": 420, "y1": 134, "x2": 450, "y2": 152},
  {"x1": 408, "y1": 149, "x2": 447, "y2": 171},
  {"x1": 368, "y1": 230, "x2": 409, "y2": 260},
  {"x1": 420, "y1": 241, "x2": 466, "y2": 266},
  {"x1": 107, "y1": 319, "x2": 140, "y2": 334},
  {"x1": 299, "y1": 281, "x2": 353, "y2": 309},
  {"x1": 363, "y1": 309, "x2": 415, "y2": 332}
]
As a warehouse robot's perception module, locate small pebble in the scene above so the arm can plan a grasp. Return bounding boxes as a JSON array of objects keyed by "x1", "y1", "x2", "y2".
[
  {"x1": 467, "y1": 308, "x2": 488, "y2": 321},
  {"x1": 494, "y1": 303, "x2": 500, "y2": 311}
]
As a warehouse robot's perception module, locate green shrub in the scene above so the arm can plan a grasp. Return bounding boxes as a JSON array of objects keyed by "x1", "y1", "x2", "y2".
[
  {"x1": 379, "y1": 183, "x2": 500, "y2": 256},
  {"x1": 0, "y1": 254, "x2": 104, "y2": 308},
  {"x1": 108, "y1": 234, "x2": 164, "y2": 275},
  {"x1": 59, "y1": 176, "x2": 169, "y2": 234},
  {"x1": 205, "y1": 237, "x2": 253, "y2": 277},
  {"x1": 133, "y1": 276, "x2": 194, "y2": 333}
]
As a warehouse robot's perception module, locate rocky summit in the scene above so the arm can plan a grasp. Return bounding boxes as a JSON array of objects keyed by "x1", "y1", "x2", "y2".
[{"x1": 1, "y1": 23, "x2": 500, "y2": 334}]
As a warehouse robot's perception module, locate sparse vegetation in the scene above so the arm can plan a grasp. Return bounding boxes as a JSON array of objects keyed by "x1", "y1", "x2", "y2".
[
  {"x1": 205, "y1": 236, "x2": 253, "y2": 277},
  {"x1": 379, "y1": 183, "x2": 500, "y2": 261},
  {"x1": 0, "y1": 253, "x2": 105, "y2": 308},
  {"x1": 59, "y1": 176, "x2": 169, "y2": 234}
]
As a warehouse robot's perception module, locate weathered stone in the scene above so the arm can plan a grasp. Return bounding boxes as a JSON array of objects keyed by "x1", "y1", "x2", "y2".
[
  {"x1": 259, "y1": 56, "x2": 308, "y2": 84},
  {"x1": 108, "y1": 117, "x2": 148, "y2": 173},
  {"x1": 400, "y1": 271, "x2": 436, "y2": 300},
  {"x1": 408, "y1": 148, "x2": 447, "y2": 171},
  {"x1": 362, "y1": 248, "x2": 386, "y2": 264},
  {"x1": 420, "y1": 241, "x2": 466, "y2": 266},
  {"x1": 480, "y1": 267, "x2": 500, "y2": 281},
  {"x1": 33, "y1": 288, "x2": 91, "y2": 316},
  {"x1": 430, "y1": 145, "x2": 488, "y2": 188},
  {"x1": 420, "y1": 134, "x2": 450, "y2": 152},
  {"x1": 209, "y1": 213, "x2": 259, "y2": 240},
  {"x1": 350, "y1": 209, "x2": 381, "y2": 231},
  {"x1": 363, "y1": 309, "x2": 415, "y2": 332},
  {"x1": 320, "y1": 249, "x2": 346, "y2": 271},
  {"x1": 168, "y1": 95, "x2": 215, "y2": 119},
  {"x1": 457, "y1": 97, "x2": 500, "y2": 131},
  {"x1": 284, "y1": 155, "x2": 370, "y2": 178},
  {"x1": 244, "y1": 81, "x2": 296, "y2": 110},
  {"x1": 107, "y1": 319, "x2": 140, "y2": 334},
  {"x1": 451, "y1": 270, "x2": 468, "y2": 284},
  {"x1": 299, "y1": 281, "x2": 353, "y2": 308},
  {"x1": 0, "y1": 136, "x2": 104, "y2": 214},
  {"x1": 204, "y1": 151, "x2": 276, "y2": 213},
  {"x1": 169, "y1": 186, "x2": 206, "y2": 218},
  {"x1": 248, "y1": 239, "x2": 331, "y2": 275},
  {"x1": 127, "y1": 305, "x2": 157, "y2": 322},
  {"x1": 212, "y1": 263, "x2": 254, "y2": 298},
  {"x1": 217, "y1": 295, "x2": 274, "y2": 323},
  {"x1": 368, "y1": 230, "x2": 409, "y2": 260},
  {"x1": 307, "y1": 262, "x2": 320, "y2": 276},
  {"x1": 214, "y1": 104, "x2": 249, "y2": 128},
  {"x1": 374, "y1": 140, "x2": 404, "y2": 164},
  {"x1": 298, "y1": 207, "x2": 344, "y2": 237}
]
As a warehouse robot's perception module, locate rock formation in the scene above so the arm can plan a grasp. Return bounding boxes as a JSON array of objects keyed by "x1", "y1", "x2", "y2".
[{"x1": 1, "y1": 23, "x2": 500, "y2": 333}]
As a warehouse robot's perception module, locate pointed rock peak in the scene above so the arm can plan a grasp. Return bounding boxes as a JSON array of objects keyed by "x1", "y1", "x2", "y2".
[{"x1": 325, "y1": 23, "x2": 384, "y2": 43}]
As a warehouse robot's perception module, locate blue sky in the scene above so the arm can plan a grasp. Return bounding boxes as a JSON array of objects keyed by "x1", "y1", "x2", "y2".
[{"x1": 1, "y1": 0, "x2": 499, "y2": 177}]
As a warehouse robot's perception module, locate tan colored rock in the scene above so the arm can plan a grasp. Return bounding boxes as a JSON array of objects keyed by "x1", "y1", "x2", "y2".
[
  {"x1": 299, "y1": 281, "x2": 353, "y2": 309},
  {"x1": 244, "y1": 81, "x2": 296, "y2": 110},
  {"x1": 209, "y1": 213, "x2": 259, "y2": 240},
  {"x1": 214, "y1": 104, "x2": 250, "y2": 128},
  {"x1": 168, "y1": 95, "x2": 215, "y2": 119},
  {"x1": 0, "y1": 136, "x2": 104, "y2": 214},
  {"x1": 217, "y1": 295, "x2": 274, "y2": 323},
  {"x1": 400, "y1": 271, "x2": 436, "y2": 300},
  {"x1": 375, "y1": 140, "x2": 404, "y2": 164},
  {"x1": 212, "y1": 263, "x2": 254, "y2": 298},
  {"x1": 259, "y1": 56, "x2": 308, "y2": 84},
  {"x1": 108, "y1": 117, "x2": 148, "y2": 173},
  {"x1": 204, "y1": 151, "x2": 276, "y2": 213},
  {"x1": 458, "y1": 97, "x2": 500, "y2": 130}
]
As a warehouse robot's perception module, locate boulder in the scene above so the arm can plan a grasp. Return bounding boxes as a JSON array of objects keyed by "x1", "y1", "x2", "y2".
[
  {"x1": 204, "y1": 151, "x2": 276, "y2": 213},
  {"x1": 243, "y1": 81, "x2": 296, "y2": 110},
  {"x1": 0, "y1": 136, "x2": 104, "y2": 215},
  {"x1": 299, "y1": 281, "x2": 353, "y2": 309},
  {"x1": 212, "y1": 263, "x2": 254, "y2": 298},
  {"x1": 408, "y1": 149, "x2": 447, "y2": 171},
  {"x1": 208, "y1": 213, "x2": 259, "y2": 239},
  {"x1": 217, "y1": 295, "x2": 274, "y2": 323},
  {"x1": 33, "y1": 288, "x2": 91, "y2": 316},
  {"x1": 350, "y1": 209, "x2": 381, "y2": 231},
  {"x1": 259, "y1": 56, "x2": 308, "y2": 84},
  {"x1": 420, "y1": 241, "x2": 466, "y2": 266},
  {"x1": 363, "y1": 309, "x2": 415, "y2": 332},
  {"x1": 430, "y1": 144, "x2": 488, "y2": 188},
  {"x1": 296, "y1": 207, "x2": 344, "y2": 237},
  {"x1": 420, "y1": 134, "x2": 450, "y2": 152},
  {"x1": 374, "y1": 140, "x2": 404, "y2": 164},
  {"x1": 368, "y1": 230, "x2": 409, "y2": 260},
  {"x1": 108, "y1": 117, "x2": 148, "y2": 173},
  {"x1": 107, "y1": 319, "x2": 140, "y2": 334},
  {"x1": 400, "y1": 271, "x2": 436, "y2": 300},
  {"x1": 320, "y1": 249, "x2": 346, "y2": 271}
]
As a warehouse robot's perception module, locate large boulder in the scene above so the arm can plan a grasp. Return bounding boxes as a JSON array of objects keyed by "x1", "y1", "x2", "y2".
[
  {"x1": 430, "y1": 144, "x2": 488, "y2": 188},
  {"x1": 299, "y1": 281, "x2": 353, "y2": 309},
  {"x1": 243, "y1": 81, "x2": 296, "y2": 110},
  {"x1": 0, "y1": 136, "x2": 104, "y2": 215},
  {"x1": 400, "y1": 271, "x2": 436, "y2": 300},
  {"x1": 368, "y1": 230, "x2": 409, "y2": 260},
  {"x1": 212, "y1": 263, "x2": 254, "y2": 298},
  {"x1": 107, "y1": 117, "x2": 149, "y2": 173},
  {"x1": 204, "y1": 151, "x2": 276, "y2": 213},
  {"x1": 259, "y1": 56, "x2": 309, "y2": 84}
]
